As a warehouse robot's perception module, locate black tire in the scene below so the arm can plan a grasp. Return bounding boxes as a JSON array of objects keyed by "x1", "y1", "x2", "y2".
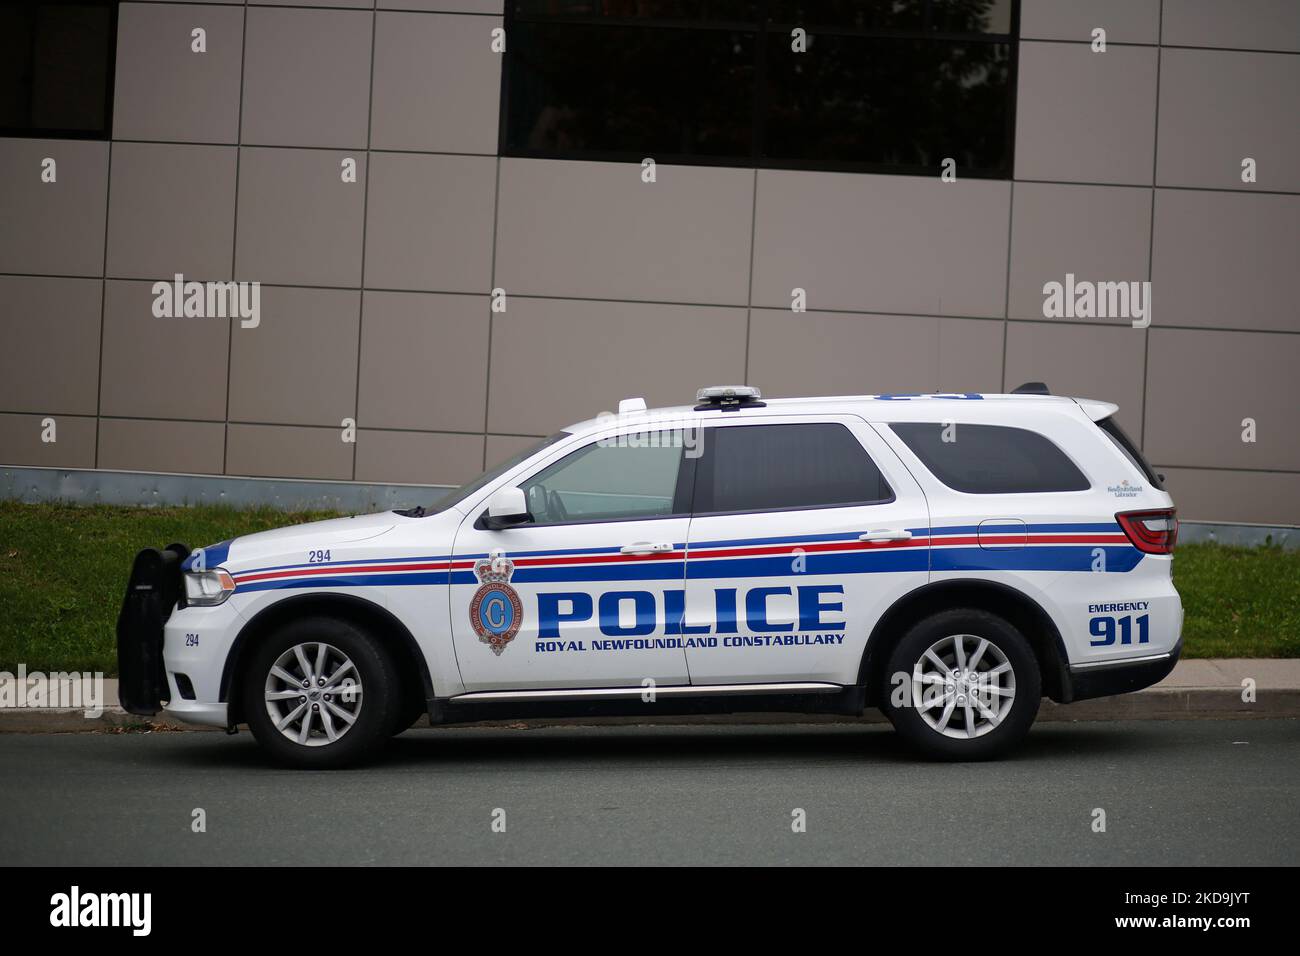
[
  {"x1": 242, "y1": 616, "x2": 401, "y2": 769},
  {"x1": 880, "y1": 608, "x2": 1041, "y2": 761}
]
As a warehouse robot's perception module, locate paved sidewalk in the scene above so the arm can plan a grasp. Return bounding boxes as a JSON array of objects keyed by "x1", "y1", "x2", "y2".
[{"x1": 1, "y1": 658, "x2": 1296, "y2": 732}]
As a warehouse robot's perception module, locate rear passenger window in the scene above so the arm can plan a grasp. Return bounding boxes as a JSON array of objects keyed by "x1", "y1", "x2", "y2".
[
  {"x1": 699, "y1": 423, "x2": 893, "y2": 513},
  {"x1": 891, "y1": 422, "x2": 1090, "y2": 494}
]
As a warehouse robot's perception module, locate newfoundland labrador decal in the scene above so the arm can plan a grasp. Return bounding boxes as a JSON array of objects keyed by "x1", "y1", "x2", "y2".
[{"x1": 1107, "y1": 478, "x2": 1144, "y2": 498}]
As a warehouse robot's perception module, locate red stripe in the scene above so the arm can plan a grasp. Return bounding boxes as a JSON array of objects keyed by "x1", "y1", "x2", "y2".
[
  {"x1": 238, "y1": 561, "x2": 454, "y2": 584},
  {"x1": 235, "y1": 533, "x2": 1131, "y2": 583},
  {"x1": 686, "y1": 538, "x2": 922, "y2": 561},
  {"x1": 511, "y1": 550, "x2": 682, "y2": 567}
]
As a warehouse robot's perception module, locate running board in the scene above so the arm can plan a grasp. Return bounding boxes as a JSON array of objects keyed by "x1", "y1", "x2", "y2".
[{"x1": 448, "y1": 682, "x2": 843, "y2": 705}]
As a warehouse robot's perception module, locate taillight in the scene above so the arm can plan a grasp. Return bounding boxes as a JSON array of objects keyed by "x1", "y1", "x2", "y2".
[{"x1": 1116, "y1": 509, "x2": 1178, "y2": 554}]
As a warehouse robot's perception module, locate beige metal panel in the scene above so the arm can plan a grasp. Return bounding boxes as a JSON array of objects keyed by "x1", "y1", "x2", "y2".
[
  {"x1": 1159, "y1": 467, "x2": 1300, "y2": 525},
  {"x1": 751, "y1": 169, "x2": 1010, "y2": 317},
  {"x1": 225, "y1": 423, "x2": 353, "y2": 479},
  {"x1": 494, "y1": 158, "x2": 754, "y2": 305},
  {"x1": 97, "y1": 418, "x2": 225, "y2": 474},
  {"x1": 486, "y1": 297, "x2": 746, "y2": 436},
  {"x1": 377, "y1": 1, "x2": 502, "y2": 11},
  {"x1": 99, "y1": 280, "x2": 230, "y2": 422},
  {"x1": 1162, "y1": 0, "x2": 1300, "y2": 53},
  {"x1": 1008, "y1": 182, "x2": 1152, "y2": 322},
  {"x1": 106, "y1": 142, "x2": 237, "y2": 280},
  {"x1": 1150, "y1": 189, "x2": 1300, "y2": 333},
  {"x1": 355, "y1": 429, "x2": 485, "y2": 485},
  {"x1": 1015, "y1": 41, "x2": 1158, "y2": 185},
  {"x1": 0, "y1": 276, "x2": 104, "y2": 416},
  {"x1": 1020, "y1": 0, "x2": 1160, "y2": 43},
  {"x1": 112, "y1": 2, "x2": 244, "y2": 144},
  {"x1": 747, "y1": 310, "x2": 1002, "y2": 398},
  {"x1": 1144, "y1": 328, "x2": 1300, "y2": 471},
  {"x1": 357, "y1": 291, "x2": 489, "y2": 433},
  {"x1": 235, "y1": 147, "x2": 367, "y2": 287},
  {"x1": 0, "y1": 139, "x2": 108, "y2": 277},
  {"x1": 228, "y1": 287, "x2": 361, "y2": 427},
  {"x1": 0, "y1": 414, "x2": 96, "y2": 468},
  {"x1": 1157, "y1": 48, "x2": 1300, "y2": 192},
  {"x1": 370, "y1": 12, "x2": 503, "y2": 154},
  {"x1": 363, "y1": 152, "x2": 496, "y2": 293},
  {"x1": 240, "y1": 6, "x2": 373, "y2": 148}
]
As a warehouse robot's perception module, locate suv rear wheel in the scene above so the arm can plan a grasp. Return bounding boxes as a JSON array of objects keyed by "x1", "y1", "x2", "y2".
[
  {"x1": 881, "y1": 608, "x2": 1041, "y2": 760},
  {"x1": 243, "y1": 616, "x2": 400, "y2": 768}
]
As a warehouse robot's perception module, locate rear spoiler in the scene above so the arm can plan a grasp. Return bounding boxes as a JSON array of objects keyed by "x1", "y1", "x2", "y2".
[
  {"x1": 1010, "y1": 381, "x2": 1119, "y2": 422},
  {"x1": 1073, "y1": 398, "x2": 1120, "y2": 422}
]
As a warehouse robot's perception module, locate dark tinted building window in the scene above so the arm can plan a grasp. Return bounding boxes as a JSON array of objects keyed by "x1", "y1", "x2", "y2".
[
  {"x1": 699, "y1": 423, "x2": 893, "y2": 513},
  {"x1": 503, "y1": 0, "x2": 1017, "y2": 177},
  {"x1": 891, "y1": 422, "x2": 1090, "y2": 494},
  {"x1": 0, "y1": 0, "x2": 116, "y2": 139}
]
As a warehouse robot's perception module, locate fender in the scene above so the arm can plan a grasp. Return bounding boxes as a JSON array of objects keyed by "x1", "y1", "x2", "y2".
[
  {"x1": 857, "y1": 579, "x2": 1073, "y2": 704},
  {"x1": 219, "y1": 593, "x2": 435, "y2": 717}
]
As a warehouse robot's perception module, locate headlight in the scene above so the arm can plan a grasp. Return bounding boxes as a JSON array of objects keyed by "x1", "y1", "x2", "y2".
[{"x1": 183, "y1": 569, "x2": 236, "y2": 606}]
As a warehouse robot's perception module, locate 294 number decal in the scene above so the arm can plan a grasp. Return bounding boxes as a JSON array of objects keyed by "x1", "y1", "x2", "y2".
[
  {"x1": 308, "y1": 549, "x2": 331, "y2": 564},
  {"x1": 1089, "y1": 613, "x2": 1149, "y2": 646}
]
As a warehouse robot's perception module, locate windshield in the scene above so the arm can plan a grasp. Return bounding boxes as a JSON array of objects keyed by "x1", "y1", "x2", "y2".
[{"x1": 396, "y1": 433, "x2": 569, "y2": 517}]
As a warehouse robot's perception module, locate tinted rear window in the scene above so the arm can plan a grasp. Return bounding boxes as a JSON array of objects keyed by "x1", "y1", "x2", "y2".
[
  {"x1": 1097, "y1": 416, "x2": 1163, "y2": 489},
  {"x1": 891, "y1": 422, "x2": 1090, "y2": 494},
  {"x1": 698, "y1": 423, "x2": 893, "y2": 513}
]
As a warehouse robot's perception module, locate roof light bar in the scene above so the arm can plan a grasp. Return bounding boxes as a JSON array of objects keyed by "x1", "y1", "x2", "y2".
[{"x1": 696, "y1": 385, "x2": 762, "y2": 406}]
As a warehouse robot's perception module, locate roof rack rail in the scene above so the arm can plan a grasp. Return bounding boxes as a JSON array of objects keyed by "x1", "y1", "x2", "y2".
[{"x1": 1011, "y1": 382, "x2": 1051, "y2": 395}]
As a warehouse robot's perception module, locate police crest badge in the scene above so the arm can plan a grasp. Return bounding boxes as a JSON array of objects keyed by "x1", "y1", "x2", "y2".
[{"x1": 469, "y1": 552, "x2": 523, "y2": 656}]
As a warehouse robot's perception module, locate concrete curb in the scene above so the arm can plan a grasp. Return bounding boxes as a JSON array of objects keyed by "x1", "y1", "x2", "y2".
[{"x1": 2, "y1": 659, "x2": 1296, "y2": 732}]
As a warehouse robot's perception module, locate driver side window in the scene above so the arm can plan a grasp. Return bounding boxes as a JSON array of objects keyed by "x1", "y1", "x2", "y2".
[{"x1": 519, "y1": 432, "x2": 687, "y2": 525}]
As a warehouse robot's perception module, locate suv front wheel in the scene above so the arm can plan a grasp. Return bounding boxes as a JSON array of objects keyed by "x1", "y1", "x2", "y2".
[
  {"x1": 882, "y1": 608, "x2": 1041, "y2": 760},
  {"x1": 242, "y1": 616, "x2": 401, "y2": 768}
]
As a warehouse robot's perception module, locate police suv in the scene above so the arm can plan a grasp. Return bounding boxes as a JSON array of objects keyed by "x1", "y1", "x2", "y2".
[{"x1": 117, "y1": 385, "x2": 1182, "y2": 767}]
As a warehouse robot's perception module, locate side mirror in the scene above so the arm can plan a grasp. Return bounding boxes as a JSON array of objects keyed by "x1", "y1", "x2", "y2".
[{"x1": 484, "y1": 487, "x2": 530, "y2": 530}]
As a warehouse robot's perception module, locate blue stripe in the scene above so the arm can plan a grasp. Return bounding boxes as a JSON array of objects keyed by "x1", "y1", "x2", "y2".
[
  {"x1": 928, "y1": 522, "x2": 1122, "y2": 535},
  {"x1": 688, "y1": 550, "x2": 930, "y2": 579},
  {"x1": 932, "y1": 546, "x2": 1143, "y2": 573},
  {"x1": 239, "y1": 544, "x2": 1141, "y2": 593},
  {"x1": 182, "y1": 539, "x2": 232, "y2": 571},
  {"x1": 237, "y1": 571, "x2": 451, "y2": 593},
  {"x1": 512, "y1": 562, "x2": 688, "y2": 583}
]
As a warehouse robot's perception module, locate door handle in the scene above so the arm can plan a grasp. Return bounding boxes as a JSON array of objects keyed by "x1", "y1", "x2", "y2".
[
  {"x1": 620, "y1": 541, "x2": 674, "y2": 555},
  {"x1": 859, "y1": 529, "x2": 913, "y2": 543}
]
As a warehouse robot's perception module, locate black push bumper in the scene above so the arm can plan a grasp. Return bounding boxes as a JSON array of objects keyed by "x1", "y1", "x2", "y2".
[
  {"x1": 1066, "y1": 637, "x2": 1183, "y2": 703},
  {"x1": 116, "y1": 544, "x2": 189, "y2": 715}
]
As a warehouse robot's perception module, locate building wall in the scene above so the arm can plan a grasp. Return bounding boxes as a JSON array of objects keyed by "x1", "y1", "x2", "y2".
[{"x1": 1, "y1": 0, "x2": 1297, "y2": 523}]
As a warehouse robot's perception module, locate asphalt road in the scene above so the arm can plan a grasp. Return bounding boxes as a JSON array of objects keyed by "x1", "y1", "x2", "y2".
[{"x1": 1, "y1": 720, "x2": 1296, "y2": 866}]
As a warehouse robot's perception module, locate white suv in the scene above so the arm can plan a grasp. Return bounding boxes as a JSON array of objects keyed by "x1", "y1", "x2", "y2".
[{"x1": 117, "y1": 385, "x2": 1183, "y2": 766}]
